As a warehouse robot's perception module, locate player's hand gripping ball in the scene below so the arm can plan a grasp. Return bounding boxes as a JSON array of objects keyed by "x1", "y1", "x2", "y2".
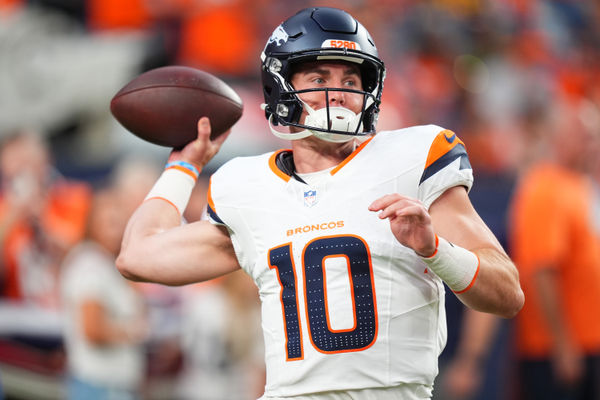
[{"x1": 110, "y1": 66, "x2": 243, "y2": 148}]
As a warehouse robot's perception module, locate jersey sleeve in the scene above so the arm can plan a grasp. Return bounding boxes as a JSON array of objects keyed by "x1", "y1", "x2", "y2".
[{"x1": 417, "y1": 129, "x2": 473, "y2": 209}]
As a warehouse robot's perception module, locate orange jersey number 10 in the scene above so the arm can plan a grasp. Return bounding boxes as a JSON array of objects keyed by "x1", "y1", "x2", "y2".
[{"x1": 268, "y1": 235, "x2": 378, "y2": 361}]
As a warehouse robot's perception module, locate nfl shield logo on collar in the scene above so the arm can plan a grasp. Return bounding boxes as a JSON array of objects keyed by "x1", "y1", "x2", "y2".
[{"x1": 304, "y1": 190, "x2": 317, "y2": 207}]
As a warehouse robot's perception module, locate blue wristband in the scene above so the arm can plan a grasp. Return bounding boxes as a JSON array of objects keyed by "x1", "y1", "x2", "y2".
[{"x1": 165, "y1": 160, "x2": 200, "y2": 180}]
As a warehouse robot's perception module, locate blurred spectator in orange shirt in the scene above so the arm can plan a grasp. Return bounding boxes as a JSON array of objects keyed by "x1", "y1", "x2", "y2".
[
  {"x1": 509, "y1": 98, "x2": 600, "y2": 400},
  {"x1": 86, "y1": 0, "x2": 151, "y2": 31},
  {"x1": 83, "y1": 0, "x2": 264, "y2": 76},
  {"x1": 176, "y1": 0, "x2": 261, "y2": 77},
  {"x1": 85, "y1": 0, "x2": 193, "y2": 32},
  {"x1": 0, "y1": 130, "x2": 91, "y2": 308},
  {"x1": 85, "y1": 0, "x2": 190, "y2": 71}
]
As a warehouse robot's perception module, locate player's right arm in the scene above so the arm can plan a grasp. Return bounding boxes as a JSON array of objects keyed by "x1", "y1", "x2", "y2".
[
  {"x1": 116, "y1": 117, "x2": 241, "y2": 285},
  {"x1": 117, "y1": 201, "x2": 240, "y2": 285}
]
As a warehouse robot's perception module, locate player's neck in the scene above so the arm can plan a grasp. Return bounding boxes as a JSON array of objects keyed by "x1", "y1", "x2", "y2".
[{"x1": 291, "y1": 137, "x2": 356, "y2": 173}]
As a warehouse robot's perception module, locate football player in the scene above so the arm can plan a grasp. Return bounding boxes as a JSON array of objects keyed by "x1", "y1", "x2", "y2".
[{"x1": 117, "y1": 7, "x2": 524, "y2": 399}]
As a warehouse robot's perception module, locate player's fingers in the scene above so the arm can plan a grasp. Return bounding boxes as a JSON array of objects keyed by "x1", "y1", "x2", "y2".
[
  {"x1": 377, "y1": 200, "x2": 422, "y2": 220},
  {"x1": 369, "y1": 193, "x2": 420, "y2": 213},
  {"x1": 196, "y1": 117, "x2": 212, "y2": 140},
  {"x1": 396, "y1": 206, "x2": 432, "y2": 229},
  {"x1": 368, "y1": 193, "x2": 402, "y2": 211},
  {"x1": 396, "y1": 204, "x2": 429, "y2": 219}
]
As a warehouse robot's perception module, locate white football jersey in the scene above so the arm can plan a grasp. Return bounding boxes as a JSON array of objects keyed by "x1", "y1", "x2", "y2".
[{"x1": 207, "y1": 125, "x2": 473, "y2": 397}]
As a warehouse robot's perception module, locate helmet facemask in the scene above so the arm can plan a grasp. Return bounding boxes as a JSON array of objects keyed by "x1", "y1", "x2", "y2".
[{"x1": 276, "y1": 85, "x2": 375, "y2": 143}]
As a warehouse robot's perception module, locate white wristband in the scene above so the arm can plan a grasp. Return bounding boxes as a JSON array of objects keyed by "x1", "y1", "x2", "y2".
[
  {"x1": 145, "y1": 167, "x2": 196, "y2": 215},
  {"x1": 420, "y1": 235, "x2": 480, "y2": 293}
]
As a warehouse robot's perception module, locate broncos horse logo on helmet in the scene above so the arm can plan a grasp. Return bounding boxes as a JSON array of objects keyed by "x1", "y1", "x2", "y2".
[
  {"x1": 260, "y1": 7, "x2": 386, "y2": 143},
  {"x1": 267, "y1": 25, "x2": 290, "y2": 47}
]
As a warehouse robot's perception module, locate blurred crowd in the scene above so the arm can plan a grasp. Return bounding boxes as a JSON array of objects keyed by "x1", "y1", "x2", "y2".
[
  {"x1": 1, "y1": 0, "x2": 600, "y2": 174},
  {"x1": 1, "y1": 0, "x2": 600, "y2": 399}
]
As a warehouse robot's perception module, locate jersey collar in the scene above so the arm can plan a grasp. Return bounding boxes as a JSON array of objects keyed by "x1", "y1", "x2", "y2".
[{"x1": 268, "y1": 136, "x2": 374, "y2": 182}]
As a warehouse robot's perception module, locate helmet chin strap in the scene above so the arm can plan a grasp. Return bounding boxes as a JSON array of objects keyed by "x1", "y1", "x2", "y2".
[
  {"x1": 265, "y1": 113, "x2": 313, "y2": 141},
  {"x1": 262, "y1": 102, "x2": 364, "y2": 143}
]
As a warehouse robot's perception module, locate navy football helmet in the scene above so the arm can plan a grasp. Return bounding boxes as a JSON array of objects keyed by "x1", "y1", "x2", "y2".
[{"x1": 261, "y1": 7, "x2": 385, "y2": 142}]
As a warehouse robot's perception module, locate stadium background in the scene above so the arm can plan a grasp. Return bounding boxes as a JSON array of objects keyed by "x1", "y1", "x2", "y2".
[{"x1": 0, "y1": 0, "x2": 598, "y2": 399}]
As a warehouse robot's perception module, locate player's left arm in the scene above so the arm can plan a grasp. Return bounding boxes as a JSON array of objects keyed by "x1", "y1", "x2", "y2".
[
  {"x1": 429, "y1": 186, "x2": 523, "y2": 317},
  {"x1": 370, "y1": 186, "x2": 524, "y2": 318}
]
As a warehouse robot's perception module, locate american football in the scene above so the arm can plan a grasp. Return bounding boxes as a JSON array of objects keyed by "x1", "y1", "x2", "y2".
[{"x1": 110, "y1": 66, "x2": 243, "y2": 148}]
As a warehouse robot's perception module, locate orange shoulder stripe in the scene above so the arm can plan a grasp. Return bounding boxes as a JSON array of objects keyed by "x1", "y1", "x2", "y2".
[{"x1": 424, "y1": 130, "x2": 465, "y2": 169}]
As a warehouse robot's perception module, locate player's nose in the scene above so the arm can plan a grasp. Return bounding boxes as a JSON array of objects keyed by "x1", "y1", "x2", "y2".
[{"x1": 328, "y1": 88, "x2": 345, "y2": 106}]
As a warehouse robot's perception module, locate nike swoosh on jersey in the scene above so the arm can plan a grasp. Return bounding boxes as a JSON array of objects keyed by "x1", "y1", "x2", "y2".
[{"x1": 444, "y1": 131, "x2": 456, "y2": 143}]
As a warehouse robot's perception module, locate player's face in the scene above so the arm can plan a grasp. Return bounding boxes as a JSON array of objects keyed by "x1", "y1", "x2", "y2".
[{"x1": 290, "y1": 62, "x2": 364, "y2": 119}]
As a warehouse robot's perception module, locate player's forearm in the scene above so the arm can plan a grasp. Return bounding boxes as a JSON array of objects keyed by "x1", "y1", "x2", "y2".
[{"x1": 455, "y1": 248, "x2": 524, "y2": 318}]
